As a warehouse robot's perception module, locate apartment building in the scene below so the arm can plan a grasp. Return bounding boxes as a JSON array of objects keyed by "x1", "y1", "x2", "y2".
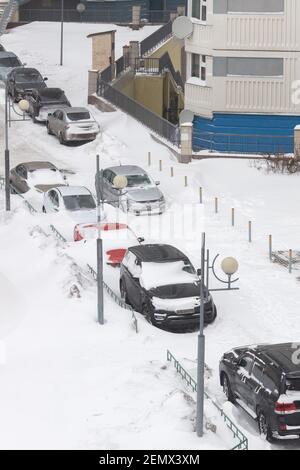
[{"x1": 184, "y1": 0, "x2": 300, "y2": 153}]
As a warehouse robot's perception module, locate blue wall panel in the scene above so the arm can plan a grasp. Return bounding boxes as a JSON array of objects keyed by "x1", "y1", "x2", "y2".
[{"x1": 193, "y1": 113, "x2": 300, "y2": 154}]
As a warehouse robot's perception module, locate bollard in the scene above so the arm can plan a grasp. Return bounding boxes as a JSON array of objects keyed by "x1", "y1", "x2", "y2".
[
  {"x1": 148, "y1": 152, "x2": 151, "y2": 166},
  {"x1": 184, "y1": 176, "x2": 188, "y2": 187},
  {"x1": 170, "y1": 167, "x2": 174, "y2": 177},
  {"x1": 215, "y1": 197, "x2": 218, "y2": 214},
  {"x1": 199, "y1": 187, "x2": 203, "y2": 204},
  {"x1": 269, "y1": 235, "x2": 272, "y2": 261},
  {"x1": 289, "y1": 249, "x2": 293, "y2": 274},
  {"x1": 231, "y1": 208, "x2": 235, "y2": 227},
  {"x1": 159, "y1": 160, "x2": 162, "y2": 172},
  {"x1": 248, "y1": 221, "x2": 252, "y2": 243}
]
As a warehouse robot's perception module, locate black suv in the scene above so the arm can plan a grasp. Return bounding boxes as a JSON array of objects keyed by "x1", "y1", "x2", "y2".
[
  {"x1": 7, "y1": 67, "x2": 47, "y2": 102},
  {"x1": 120, "y1": 244, "x2": 217, "y2": 330},
  {"x1": 25, "y1": 87, "x2": 71, "y2": 123},
  {"x1": 220, "y1": 343, "x2": 300, "y2": 441}
]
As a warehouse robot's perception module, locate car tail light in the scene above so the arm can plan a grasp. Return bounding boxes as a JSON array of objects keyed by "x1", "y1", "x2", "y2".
[
  {"x1": 279, "y1": 424, "x2": 287, "y2": 431},
  {"x1": 275, "y1": 402, "x2": 297, "y2": 414},
  {"x1": 106, "y1": 248, "x2": 127, "y2": 265},
  {"x1": 74, "y1": 226, "x2": 83, "y2": 242}
]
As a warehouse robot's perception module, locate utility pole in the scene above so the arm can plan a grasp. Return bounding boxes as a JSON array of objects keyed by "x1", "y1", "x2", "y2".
[
  {"x1": 96, "y1": 155, "x2": 104, "y2": 325},
  {"x1": 4, "y1": 84, "x2": 10, "y2": 211},
  {"x1": 60, "y1": 0, "x2": 64, "y2": 66}
]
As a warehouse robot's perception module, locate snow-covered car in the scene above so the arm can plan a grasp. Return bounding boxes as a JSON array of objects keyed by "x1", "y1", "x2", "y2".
[
  {"x1": 98, "y1": 165, "x2": 165, "y2": 215},
  {"x1": 10, "y1": 161, "x2": 66, "y2": 194},
  {"x1": 42, "y1": 186, "x2": 97, "y2": 224},
  {"x1": 120, "y1": 244, "x2": 217, "y2": 329},
  {"x1": 47, "y1": 107, "x2": 100, "y2": 144},
  {"x1": 220, "y1": 343, "x2": 300, "y2": 442},
  {"x1": 7, "y1": 67, "x2": 48, "y2": 102},
  {"x1": 0, "y1": 52, "x2": 22, "y2": 82},
  {"x1": 74, "y1": 222, "x2": 144, "y2": 266},
  {"x1": 25, "y1": 87, "x2": 71, "y2": 123}
]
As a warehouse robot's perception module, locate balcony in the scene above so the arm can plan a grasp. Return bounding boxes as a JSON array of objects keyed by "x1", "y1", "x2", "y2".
[
  {"x1": 185, "y1": 81, "x2": 213, "y2": 117},
  {"x1": 185, "y1": 21, "x2": 213, "y2": 55}
]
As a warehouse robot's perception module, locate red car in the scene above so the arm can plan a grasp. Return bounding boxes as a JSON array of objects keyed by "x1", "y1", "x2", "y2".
[{"x1": 74, "y1": 222, "x2": 144, "y2": 267}]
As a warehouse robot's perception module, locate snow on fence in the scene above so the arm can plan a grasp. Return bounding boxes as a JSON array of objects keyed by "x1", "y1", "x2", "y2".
[{"x1": 167, "y1": 350, "x2": 249, "y2": 451}]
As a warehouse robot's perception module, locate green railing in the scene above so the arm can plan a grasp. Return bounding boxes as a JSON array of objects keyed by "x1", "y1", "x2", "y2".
[
  {"x1": 167, "y1": 350, "x2": 248, "y2": 451},
  {"x1": 50, "y1": 224, "x2": 67, "y2": 243}
]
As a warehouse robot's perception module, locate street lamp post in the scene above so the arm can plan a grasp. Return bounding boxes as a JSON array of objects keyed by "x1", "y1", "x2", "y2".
[
  {"x1": 4, "y1": 87, "x2": 30, "y2": 211},
  {"x1": 95, "y1": 155, "x2": 127, "y2": 325},
  {"x1": 196, "y1": 232, "x2": 239, "y2": 437}
]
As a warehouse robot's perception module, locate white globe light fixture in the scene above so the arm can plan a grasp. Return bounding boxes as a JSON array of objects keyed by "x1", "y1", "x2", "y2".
[
  {"x1": 221, "y1": 257, "x2": 239, "y2": 276},
  {"x1": 18, "y1": 99, "x2": 30, "y2": 113},
  {"x1": 113, "y1": 174, "x2": 128, "y2": 190},
  {"x1": 77, "y1": 3, "x2": 86, "y2": 13}
]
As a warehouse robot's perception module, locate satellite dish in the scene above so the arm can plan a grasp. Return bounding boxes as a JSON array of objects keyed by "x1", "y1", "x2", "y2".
[
  {"x1": 77, "y1": 3, "x2": 86, "y2": 13},
  {"x1": 179, "y1": 109, "x2": 194, "y2": 125},
  {"x1": 172, "y1": 16, "x2": 194, "y2": 40}
]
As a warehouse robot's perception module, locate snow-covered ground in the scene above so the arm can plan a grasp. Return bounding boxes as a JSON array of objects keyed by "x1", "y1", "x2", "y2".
[{"x1": 0, "y1": 22, "x2": 300, "y2": 450}]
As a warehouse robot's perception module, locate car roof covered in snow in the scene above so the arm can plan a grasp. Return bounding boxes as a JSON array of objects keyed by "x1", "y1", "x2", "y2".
[
  {"x1": 105, "y1": 165, "x2": 147, "y2": 176},
  {"x1": 236, "y1": 343, "x2": 300, "y2": 374},
  {"x1": 128, "y1": 244, "x2": 189, "y2": 263},
  {"x1": 56, "y1": 186, "x2": 93, "y2": 197},
  {"x1": 9, "y1": 67, "x2": 41, "y2": 75},
  {"x1": 18, "y1": 161, "x2": 58, "y2": 171}
]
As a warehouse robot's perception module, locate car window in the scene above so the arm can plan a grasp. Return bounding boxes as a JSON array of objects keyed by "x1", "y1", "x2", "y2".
[
  {"x1": 0, "y1": 57, "x2": 21, "y2": 67},
  {"x1": 103, "y1": 169, "x2": 111, "y2": 182},
  {"x1": 52, "y1": 193, "x2": 59, "y2": 207},
  {"x1": 251, "y1": 362, "x2": 264, "y2": 385},
  {"x1": 67, "y1": 112, "x2": 90, "y2": 121},
  {"x1": 126, "y1": 174, "x2": 151, "y2": 187},
  {"x1": 15, "y1": 71, "x2": 43, "y2": 83},
  {"x1": 16, "y1": 165, "x2": 27, "y2": 179},
  {"x1": 63, "y1": 194, "x2": 96, "y2": 211},
  {"x1": 48, "y1": 190, "x2": 57, "y2": 204},
  {"x1": 238, "y1": 354, "x2": 254, "y2": 375},
  {"x1": 262, "y1": 367, "x2": 280, "y2": 396}
]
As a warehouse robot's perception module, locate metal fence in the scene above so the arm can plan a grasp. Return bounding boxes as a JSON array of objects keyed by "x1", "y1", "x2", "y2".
[
  {"x1": 135, "y1": 54, "x2": 184, "y2": 89},
  {"x1": 167, "y1": 350, "x2": 249, "y2": 451},
  {"x1": 193, "y1": 131, "x2": 293, "y2": 155},
  {"x1": 140, "y1": 20, "x2": 173, "y2": 56},
  {"x1": 97, "y1": 78, "x2": 179, "y2": 145}
]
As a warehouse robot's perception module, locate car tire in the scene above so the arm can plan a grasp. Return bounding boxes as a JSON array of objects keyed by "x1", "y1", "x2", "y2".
[
  {"x1": 143, "y1": 303, "x2": 154, "y2": 325},
  {"x1": 222, "y1": 373, "x2": 235, "y2": 404},
  {"x1": 258, "y1": 410, "x2": 273, "y2": 442},
  {"x1": 42, "y1": 206, "x2": 46, "y2": 214},
  {"x1": 120, "y1": 280, "x2": 129, "y2": 305},
  {"x1": 205, "y1": 305, "x2": 217, "y2": 325},
  {"x1": 59, "y1": 133, "x2": 65, "y2": 145},
  {"x1": 47, "y1": 122, "x2": 53, "y2": 135}
]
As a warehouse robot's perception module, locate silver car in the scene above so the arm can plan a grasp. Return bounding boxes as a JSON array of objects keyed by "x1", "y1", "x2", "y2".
[
  {"x1": 98, "y1": 165, "x2": 166, "y2": 215},
  {"x1": 0, "y1": 52, "x2": 22, "y2": 82},
  {"x1": 47, "y1": 107, "x2": 100, "y2": 144}
]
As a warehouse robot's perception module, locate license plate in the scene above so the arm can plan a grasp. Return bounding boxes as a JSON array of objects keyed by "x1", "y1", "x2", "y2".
[{"x1": 176, "y1": 308, "x2": 195, "y2": 315}]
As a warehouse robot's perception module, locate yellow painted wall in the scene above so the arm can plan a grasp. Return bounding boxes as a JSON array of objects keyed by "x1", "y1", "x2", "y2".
[
  {"x1": 149, "y1": 38, "x2": 182, "y2": 74},
  {"x1": 133, "y1": 76, "x2": 164, "y2": 116}
]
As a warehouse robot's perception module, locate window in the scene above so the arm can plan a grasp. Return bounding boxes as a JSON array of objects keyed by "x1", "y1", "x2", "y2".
[
  {"x1": 238, "y1": 354, "x2": 254, "y2": 374},
  {"x1": 16, "y1": 165, "x2": 27, "y2": 179},
  {"x1": 262, "y1": 367, "x2": 280, "y2": 396},
  {"x1": 191, "y1": 54, "x2": 206, "y2": 82},
  {"x1": 191, "y1": 0, "x2": 207, "y2": 21},
  {"x1": 251, "y1": 362, "x2": 264, "y2": 384}
]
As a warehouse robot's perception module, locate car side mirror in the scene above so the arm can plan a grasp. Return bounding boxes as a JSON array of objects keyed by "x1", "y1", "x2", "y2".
[
  {"x1": 138, "y1": 237, "x2": 145, "y2": 243},
  {"x1": 23, "y1": 63, "x2": 27, "y2": 67},
  {"x1": 155, "y1": 181, "x2": 160, "y2": 186},
  {"x1": 197, "y1": 268, "x2": 201, "y2": 276},
  {"x1": 44, "y1": 77, "x2": 48, "y2": 81}
]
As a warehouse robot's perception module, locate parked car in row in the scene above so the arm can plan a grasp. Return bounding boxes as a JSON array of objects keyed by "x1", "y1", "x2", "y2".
[
  {"x1": 0, "y1": 51, "x2": 22, "y2": 82},
  {"x1": 47, "y1": 107, "x2": 100, "y2": 144},
  {"x1": 98, "y1": 165, "x2": 165, "y2": 215},
  {"x1": 43, "y1": 186, "x2": 97, "y2": 224},
  {"x1": 74, "y1": 222, "x2": 144, "y2": 267},
  {"x1": 10, "y1": 161, "x2": 66, "y2": 194},
  {"x1": 7, "y1": 67, "x2": 48, "y2": 102},
  {"x1": 25, "y1": 87, "x2": 70, "y2": 123},
  {"x1": 220, "y1": 342, "x2": 300, "y2": 441},
  {"x1": 120, "y1": 244, "x2": 217, "y2": 329}
]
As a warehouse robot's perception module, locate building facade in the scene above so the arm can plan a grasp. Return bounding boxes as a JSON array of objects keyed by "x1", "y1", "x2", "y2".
[{"x1": 184, "y1": 0, "x2": 300, "y2": 153}]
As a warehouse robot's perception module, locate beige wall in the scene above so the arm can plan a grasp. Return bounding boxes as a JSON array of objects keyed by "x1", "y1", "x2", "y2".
[
  {"x1": 149, "y1": 38, "x2": 183, "y2": 74},
  {"x1": 92, "y1": 34, "x2": 114, "y2": 71}
]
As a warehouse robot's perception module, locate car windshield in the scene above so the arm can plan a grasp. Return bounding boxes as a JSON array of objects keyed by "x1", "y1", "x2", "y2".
[
  {"x1": 67, "y1": 112, "x2": 90, "y2": 121},
  {"x1": 126, "y1": 174, "x2": 151, "y2": 187},
  {"x1": 39, "y1": 89, "x2": 66, "y2": 102},
  {"x1": 285, "y1": 378, "x2": 300, "y2": 392},
  {"x1": 63, "y1": 194, "x2": 96, "y2": 211},
  {"x1": 0, "y1": 57, "x2": 21, "y2": 67},
  {"x1": 15, "y1": 71, "x2": 43, "y2": 83},
  {"x1": 150, "y1": 282, "x2": 201, "y2": 299}
]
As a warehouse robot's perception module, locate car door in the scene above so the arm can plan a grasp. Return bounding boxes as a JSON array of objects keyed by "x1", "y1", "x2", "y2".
[
  {"x1": 235, "y1": 353, "x2": 255, "y2": 408},
  {"x1": 122, "y1": 251, "x2": 142, "y2": 310},
  {"x1": 246, "y1": 361, "x2": 265, "y2": 413}
]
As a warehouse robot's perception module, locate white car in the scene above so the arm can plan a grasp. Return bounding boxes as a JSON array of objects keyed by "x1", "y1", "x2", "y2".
[
  {"x1": 47, "y1": 107, "x2": 100, "y2": 144},
  {"x1": 42, "y1": 186, "x2": 97, "y2": 224}
]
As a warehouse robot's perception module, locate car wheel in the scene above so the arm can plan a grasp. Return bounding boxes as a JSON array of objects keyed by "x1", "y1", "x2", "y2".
[
  {"x1": 143, "y1": 303, "x2": 154, "y2": 325},
  {"x1": 258, "y1": 410, "x2": 273, "y2": 442},
  {"x1": 222, "y1": 373, "x2": 235, "y2": 404},
  {"x1": 47, "y1": 122, "x2": 53, "y2": 135},
  {"x1": 59, "y1": 132, "x2": 65, "y2": 145},
  {"x1": 205, "y1": 305, "x2": 217, "y2": 325},
  {"x1": 120, "y1": 280, "x2": 129, "y2": 305}
]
